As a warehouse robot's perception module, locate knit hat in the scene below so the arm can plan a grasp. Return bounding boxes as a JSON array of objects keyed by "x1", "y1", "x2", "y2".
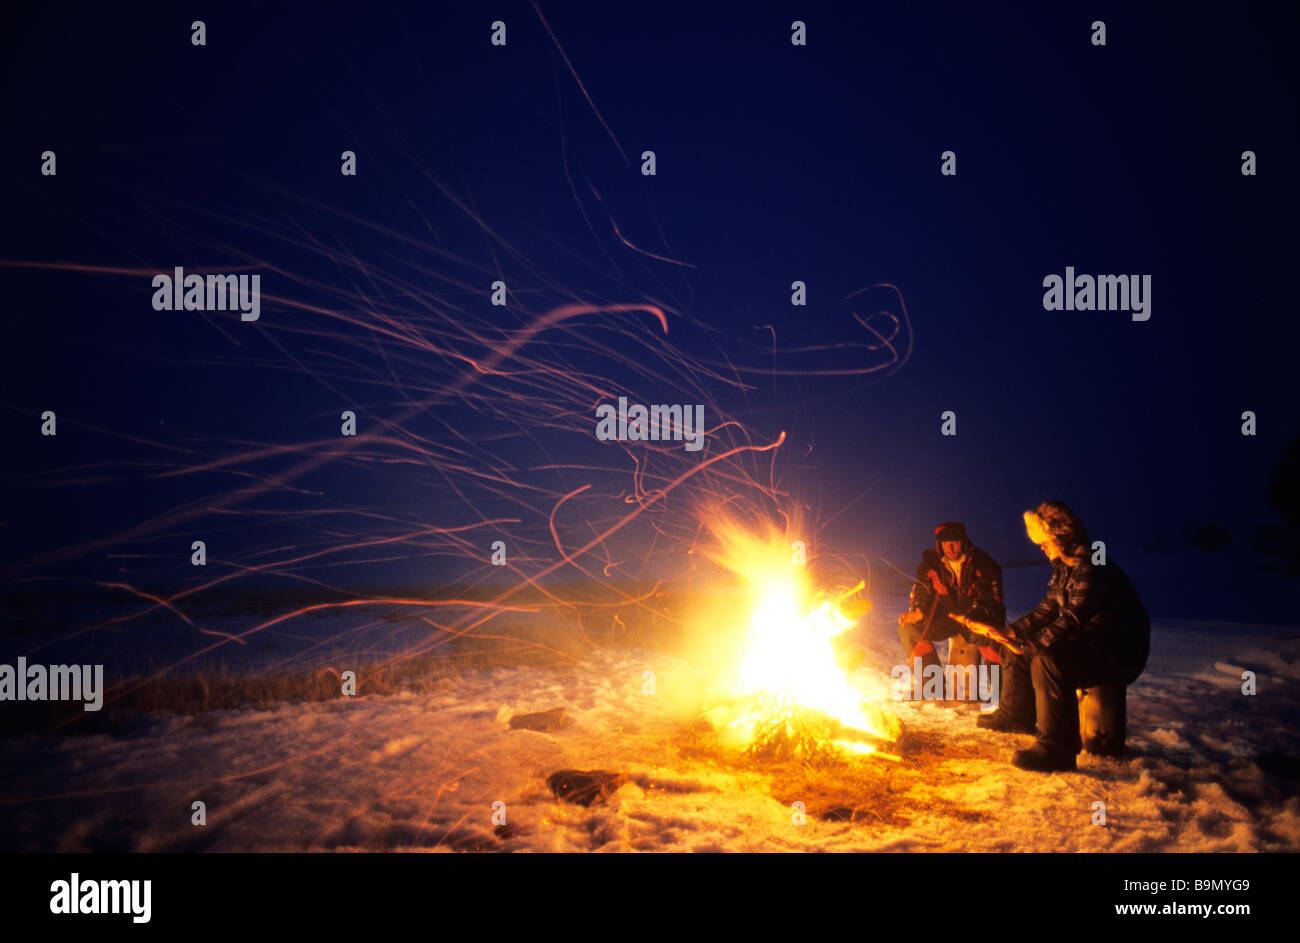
[{"x1": 934, "y1": 522, "x2": 968, "y2": 544}]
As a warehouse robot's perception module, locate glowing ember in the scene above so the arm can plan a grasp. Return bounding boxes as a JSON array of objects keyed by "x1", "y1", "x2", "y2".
[{"x1": 703, "y1": 516, "x2": 901, "y2": 760}]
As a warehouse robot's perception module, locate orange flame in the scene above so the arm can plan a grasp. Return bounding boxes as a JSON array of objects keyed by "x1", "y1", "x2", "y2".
[{"x1": 702, "y1": 515, "x2": 901, "y2": 757}]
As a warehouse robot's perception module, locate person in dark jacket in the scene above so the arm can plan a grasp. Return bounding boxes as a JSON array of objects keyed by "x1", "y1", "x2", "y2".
[
  {"x1": 970, "y1": 501, "x2": 1150, "y2": 772},
  {"x1": 898, "y1": 521, "x2": 1006, "y2": 698}
]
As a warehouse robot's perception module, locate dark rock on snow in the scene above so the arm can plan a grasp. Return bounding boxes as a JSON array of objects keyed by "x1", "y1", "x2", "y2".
[
  {"x1": 509, "y1": 707, "x2": 569, "y2": 731},
  {"x1": 547, "y1": 769, "x2": 626, "y2": 806}
]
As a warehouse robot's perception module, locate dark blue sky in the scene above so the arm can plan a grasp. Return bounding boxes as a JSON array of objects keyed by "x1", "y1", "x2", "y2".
[{"x1": 2, "y1": 1, "x2": 1297, "y2": 621}]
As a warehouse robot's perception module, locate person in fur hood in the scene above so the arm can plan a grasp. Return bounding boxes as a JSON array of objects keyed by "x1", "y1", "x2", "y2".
[
  {"x1": 964, "y1": 501, "x2": 1150, "y2": 772},
  {"x1": 897, "y1": 521, "x2": 1006, "y2": 698}
]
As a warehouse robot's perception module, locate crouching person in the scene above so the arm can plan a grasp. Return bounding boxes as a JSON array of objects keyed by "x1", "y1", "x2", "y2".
[
  {"x1": 975, "y1": 501, "x2": 1150, "y2": 772},
  {"x1": 897, "y1": 521, "x2": 1005, "y2": 701}
]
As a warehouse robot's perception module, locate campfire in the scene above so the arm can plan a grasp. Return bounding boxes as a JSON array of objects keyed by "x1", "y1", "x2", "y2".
[{"x1": 699, "y1": 516, "x2": 902, "y2": 762}]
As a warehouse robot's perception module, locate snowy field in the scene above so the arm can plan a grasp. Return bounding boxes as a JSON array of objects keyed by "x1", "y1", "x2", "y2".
[{"x1": 3, "y1": 607, "x2": 1298, "y2": 853}]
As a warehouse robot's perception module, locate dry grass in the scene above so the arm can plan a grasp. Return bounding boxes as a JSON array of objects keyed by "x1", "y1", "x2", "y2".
[
  {"x1": 672, "y1": 709, "x2": 993, "y2": 830},
  {"x1": 1, "y1": 626, "x2": 592, "y2": 739},
  {"x1": 671, "y1": 716, "x2": 911, "y2": 826}
]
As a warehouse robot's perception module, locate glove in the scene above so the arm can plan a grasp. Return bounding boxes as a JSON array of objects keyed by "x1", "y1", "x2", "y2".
[
  {"x1": 911, "y1": 639, "x2": 934, "y2": 659},
  {"x1": 978, "y1": 646, "x2": 1001, "y2": 665},
  {"x1": 926, "y1": 570, "x2": 949, "y2": 595}
]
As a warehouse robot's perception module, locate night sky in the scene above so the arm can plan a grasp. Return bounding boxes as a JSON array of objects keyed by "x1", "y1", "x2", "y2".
[{"x1": 2, "y1": 1, "x2": 1297, "y2": 624}]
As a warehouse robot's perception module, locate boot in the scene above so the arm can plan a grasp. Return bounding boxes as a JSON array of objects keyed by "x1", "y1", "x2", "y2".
[
  {"x1": 1012, "y1": 743, "x2": 1076, "y2": 773},
  {"x1": 977, "y1": 709, "x2": 1036, "y2": 734},
  {"x1": 983, "y1": 647, "x2": 1035, "y2": 731}
]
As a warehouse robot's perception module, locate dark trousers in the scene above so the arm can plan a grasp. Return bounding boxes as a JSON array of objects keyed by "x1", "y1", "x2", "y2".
[{"x1": 1000, "y1": 636, "x2": 1120, "y2": 755}]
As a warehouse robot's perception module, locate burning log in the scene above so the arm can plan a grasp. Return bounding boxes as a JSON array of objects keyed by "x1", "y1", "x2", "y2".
[
  {"x1": 746, "y1": 702, "x2": 843, "y2": 764},
  {"x1": 697, "y1": 697, "x2": 902, "y2": 765}
]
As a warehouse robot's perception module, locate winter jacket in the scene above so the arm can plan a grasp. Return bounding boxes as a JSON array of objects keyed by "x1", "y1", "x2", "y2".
[
  {"x1": 1009, "y1": 558, "x2": 1150, "y2": 683},
  {"x1": 908, "y1": 545, "x2": 1006, "y2": 628}
]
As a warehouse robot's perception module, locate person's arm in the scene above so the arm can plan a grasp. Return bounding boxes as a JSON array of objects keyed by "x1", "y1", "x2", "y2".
[
  {"x1": 1035, "y1": 562, "x2": 1101, "y2": 648},
  {"x1": 907, "y1": 551, "x2": 940, "y2": 614},
  {"x1": 966, "y1": 554, "x2": 1005, "y2": 626},
  {"x1": 907, "y1": 581, "x2": 930, "y2": 614},
  {"x1": 1007, "y1": 567, "x2": 1061, "y2": 640}
]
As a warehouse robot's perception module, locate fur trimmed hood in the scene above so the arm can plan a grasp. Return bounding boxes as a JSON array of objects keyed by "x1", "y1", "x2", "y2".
[{"x1": 1024, "y1": 501, "x2": 1090, "y2": 562}]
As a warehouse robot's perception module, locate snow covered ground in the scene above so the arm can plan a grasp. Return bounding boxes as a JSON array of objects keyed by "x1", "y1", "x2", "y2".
[{"x1": 2, "y1": 607, "x2": 1298, "y2": 852}]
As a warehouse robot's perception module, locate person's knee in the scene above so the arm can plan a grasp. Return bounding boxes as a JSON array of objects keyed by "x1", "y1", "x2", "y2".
[
  {"x1": 1029, "y1": 653, "x2": 1044, "y2": 680},
  {"x1": 1029, "y1": 651, "x2": 1064, "y2": 685}
]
